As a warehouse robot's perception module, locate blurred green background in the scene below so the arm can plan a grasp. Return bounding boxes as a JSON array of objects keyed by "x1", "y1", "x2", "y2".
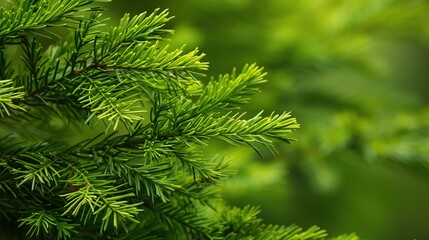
[{"x1": 105, "y1": 1, "x2": 429, "y2": 239}]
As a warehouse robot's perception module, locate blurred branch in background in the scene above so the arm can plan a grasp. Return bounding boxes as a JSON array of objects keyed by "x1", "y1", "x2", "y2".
[{"x1": 106, "y1": 0, "x2": 429, "y2": 239}]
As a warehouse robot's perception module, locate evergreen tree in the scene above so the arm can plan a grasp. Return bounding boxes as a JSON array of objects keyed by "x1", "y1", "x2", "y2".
[{"x1": 0, "y1": 0, "x2": 361, "y2": 239}]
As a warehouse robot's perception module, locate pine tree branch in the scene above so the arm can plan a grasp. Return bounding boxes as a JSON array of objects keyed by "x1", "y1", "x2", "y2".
[
  {"x1": 13, "y1": 152, "x2": 61, "y2": 191},
  {"x1": 99, "y1": 8, "x2": 173, "y2": 57},
  {"x1": 10, "y1": 9, "x2": 205, "y2": 129},
  {"x1": 105, "y1": 42, "x2": 207, "y2": 94},
  {"x1": 195, "y1": 63, "x2": 267, "y2": 113},
  {"x1": 146, "y1": 202, "x2": 214, "y2": 239},
  {"x1": 60, "y1": 167, "x2": 143, "y2": 233},
  {"x1": 18, "y1": 210, "x2": 77, "y2": 240},
  {"x1": 170, "y1": 111, "x2": 299, "y2": 153},
  {"x1": 218, "y1": 205, "x2": 327, "y2": 240},
  {"x1": 71, "y1": 135, "x2": 227, "y2": 202},
  {"x1": 73, "y1": 72, "x2": 145, "y2": 130},
  {"x1": 0, "y1": 79, "x2": 26, "y2": 116},
  {"x1": 0, "y1": 0, "x2": 108, "y2": 40},
  {"x1": 106, "y1": 160, "x2": 185, "y2": 203},
  {"x1": 1, "y1": 136, "x2": 222, "y2": 236},
  {"x1": 78, "y1": 127, "x2": 228, "y2": 182}
]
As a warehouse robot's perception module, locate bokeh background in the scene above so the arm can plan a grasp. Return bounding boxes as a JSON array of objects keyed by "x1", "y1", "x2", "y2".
[{"x1": 104, "y1": 1, "x2": 429, "y2": 239}]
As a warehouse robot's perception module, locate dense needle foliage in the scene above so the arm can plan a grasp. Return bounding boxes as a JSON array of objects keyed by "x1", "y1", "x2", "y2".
[{"x1": 0, "y1": 0, "x2": 361, "y2": 239}]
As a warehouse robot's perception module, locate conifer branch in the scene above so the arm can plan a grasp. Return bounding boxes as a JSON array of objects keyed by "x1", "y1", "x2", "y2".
[
  {"x1": 147, "y1": 202, "x2": 214, "y2": 239},
  {"x1": 218, "y1": 205, "x2": 327, "y2": 240},
  {"x1": 178, "y1": 111, "x2": 299, "y2": 147},
  {"x1": 0, "y1": 79, "x2": 26, "y2": 116},
  {"x1": 0, "y1": 0, "x2": 108, "y2": 40},
  {"x1": 73, "y1": 72, "x2": 145, "y2": 129},
  {"x1": 196, "y1": 63, "x2": 267, "y2": 113},
  {"x1": 18, "y1": 210, "x2": 77, "y2": 240},
  {"x1": 107, "y1": 161, "x2": 184, "y2": 202},
  {"x1": 99, "y1": 8, "x2": 173, "y2": 56}
]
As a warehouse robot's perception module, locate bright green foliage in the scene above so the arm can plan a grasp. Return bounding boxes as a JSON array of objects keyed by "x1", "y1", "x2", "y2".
[
  {"x1": 0, "y1": 79, "x2": 25, "y2": 116},
  {"x1": 0, "y1": 0, "x2": 108, "y2": 39},
  {"x1": 0, "y1": 0, "x2": 359, "y2": 239}
]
